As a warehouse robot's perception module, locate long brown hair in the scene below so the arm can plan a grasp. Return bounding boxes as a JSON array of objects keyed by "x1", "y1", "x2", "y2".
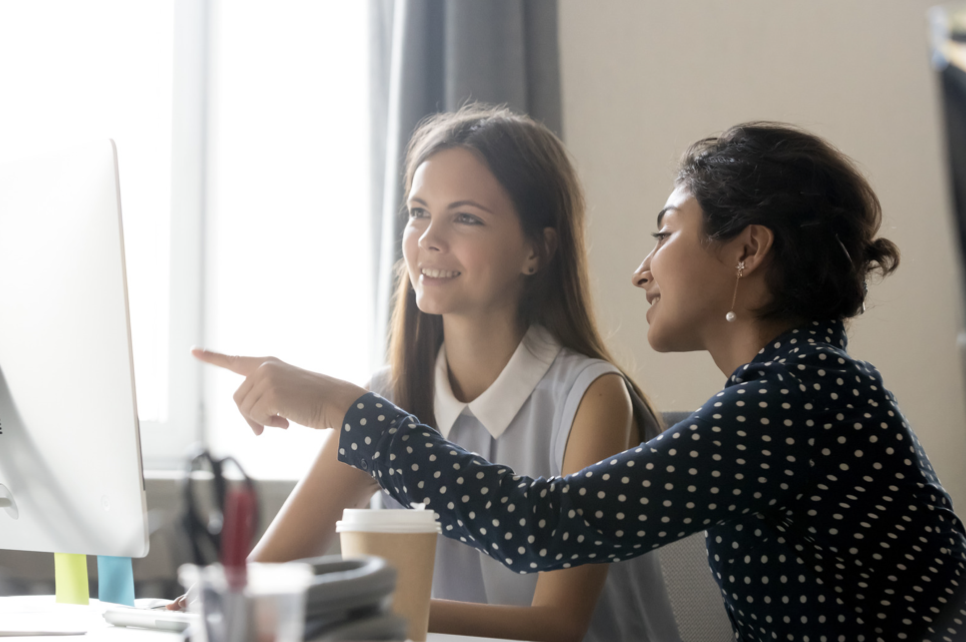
[{"x1": 388, "y1": 104, "x2": 658, "y2": 437}]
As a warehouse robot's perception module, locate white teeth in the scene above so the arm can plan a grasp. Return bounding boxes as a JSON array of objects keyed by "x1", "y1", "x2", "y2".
[{"x1": 422, "y1": 268, "x2": 461, "y2": 279}]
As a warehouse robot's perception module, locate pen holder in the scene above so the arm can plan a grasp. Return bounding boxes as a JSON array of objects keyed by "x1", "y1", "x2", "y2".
[{"x1": 179, "y1": 562, "x2": 314, "y2": 642}]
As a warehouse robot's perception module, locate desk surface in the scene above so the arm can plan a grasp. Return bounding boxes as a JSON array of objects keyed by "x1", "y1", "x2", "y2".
[{"x1": 0, "y1": 596, "x2": 523, "y2": 642}]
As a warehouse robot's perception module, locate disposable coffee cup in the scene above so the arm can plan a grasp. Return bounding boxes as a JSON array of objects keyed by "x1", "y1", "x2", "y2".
[{"x1": 336, "y1": 507, "x2": 441, "y2": 642}]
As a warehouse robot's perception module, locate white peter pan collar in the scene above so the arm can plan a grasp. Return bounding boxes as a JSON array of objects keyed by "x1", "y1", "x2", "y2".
[{"x1": 433, "y1": 326, "x2": 562, "y2": 440}]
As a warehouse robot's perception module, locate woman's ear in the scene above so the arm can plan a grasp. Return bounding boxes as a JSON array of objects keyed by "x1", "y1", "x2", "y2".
[
  {"x1": 522, "y1": 228, "x2": 558, "y2": 275},
  {"x1": 733, "y1": 224, "x2": 774, "y2": 276}
]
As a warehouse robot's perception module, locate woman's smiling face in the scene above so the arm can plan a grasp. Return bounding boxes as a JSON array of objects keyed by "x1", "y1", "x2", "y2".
[
  {"x1": 403, "y1": 147, "x2": 536, "y2": 319},
  {"x1": 632, "y1": 186, "x2": 736, "y2": 352}
]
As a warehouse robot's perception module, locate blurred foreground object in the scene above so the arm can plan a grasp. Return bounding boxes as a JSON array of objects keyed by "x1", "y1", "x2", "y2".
[
  {"x1": 931, "y1": 3, "x2": 966, "y2": 394},
  {"x1": 932, "y1": 2, "x2": 966, "y2": 282}
]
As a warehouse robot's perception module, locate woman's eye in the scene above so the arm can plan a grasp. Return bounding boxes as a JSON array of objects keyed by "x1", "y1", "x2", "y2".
[
  {"x1": 408, "y1": 207, "x2": 428, "y2": 219},
  {"x1": 652, "y1": 231, "x2": 670, "y2": 242},
  {"x1": 456, "y1": 213, "x2": 483, "y2": 225}
]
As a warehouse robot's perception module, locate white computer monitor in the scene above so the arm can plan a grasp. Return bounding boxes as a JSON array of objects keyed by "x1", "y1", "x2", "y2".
[{"x1": 0, "y1": 140, "x2": 149, "y2": 558}]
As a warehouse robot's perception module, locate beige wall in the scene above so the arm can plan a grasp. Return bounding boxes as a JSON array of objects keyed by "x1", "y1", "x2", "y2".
[{"x1": 559, "y1": 0, "x2": 966, "y2": 504}]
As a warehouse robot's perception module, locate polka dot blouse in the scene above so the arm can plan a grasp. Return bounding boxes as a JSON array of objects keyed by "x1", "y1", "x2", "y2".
[{"x1": 339, "y1": 320, "x2": 966, "y2": 642}]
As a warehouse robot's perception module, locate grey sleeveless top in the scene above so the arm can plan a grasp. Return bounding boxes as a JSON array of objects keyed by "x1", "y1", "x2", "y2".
[{"x1": 371, "y1": 327, "x2": 681, "y2": 642}]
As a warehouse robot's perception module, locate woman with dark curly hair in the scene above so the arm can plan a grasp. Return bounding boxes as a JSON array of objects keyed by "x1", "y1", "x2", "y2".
[{"x1": 198, "y1": 122, "x2": 966, "y2": 642}]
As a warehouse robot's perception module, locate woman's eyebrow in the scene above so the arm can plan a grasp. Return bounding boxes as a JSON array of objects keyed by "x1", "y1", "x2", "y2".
[
  {"x1": 447, "y1": 199, "x2": 493, "y2": 214},
  {"x1": 657, "y1": 206, "x2": 678, "y2": 227},
  {"x1": 407, "y1": 197, "x2": 494, "y2": 214}
]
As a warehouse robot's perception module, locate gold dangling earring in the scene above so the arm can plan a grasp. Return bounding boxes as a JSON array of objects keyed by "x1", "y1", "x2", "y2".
[{"x1": 725, "y1": 261, "x2": 745, "y2": 322}]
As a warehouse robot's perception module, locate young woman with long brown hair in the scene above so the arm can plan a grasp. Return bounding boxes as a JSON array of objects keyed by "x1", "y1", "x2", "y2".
[{"x1": 205, "y1": 105, "x2": 679, "y2": 642}]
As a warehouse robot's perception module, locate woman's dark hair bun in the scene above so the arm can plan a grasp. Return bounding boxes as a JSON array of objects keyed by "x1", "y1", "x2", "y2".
[
  {"x1": 677, "y1": 121, "x2": 900, "y2": 321},
  {"x1": 865, "y1": 237, "x2": 900, "y2": 276}
]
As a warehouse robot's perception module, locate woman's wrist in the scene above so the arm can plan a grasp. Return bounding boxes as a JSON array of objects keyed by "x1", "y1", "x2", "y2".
[{"x1": 322, "y1": 378, "x2": 369, "y2": 430}]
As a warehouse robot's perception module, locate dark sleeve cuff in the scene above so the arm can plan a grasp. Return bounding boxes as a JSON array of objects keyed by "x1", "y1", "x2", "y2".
[{"x1": 337, "y1": 391, "x2": 409, "y2": 476}]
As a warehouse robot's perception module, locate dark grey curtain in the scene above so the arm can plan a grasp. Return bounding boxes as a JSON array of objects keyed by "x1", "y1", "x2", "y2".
[{"x1": 368, "y1": 0, "x2": 561, "y2": 361}]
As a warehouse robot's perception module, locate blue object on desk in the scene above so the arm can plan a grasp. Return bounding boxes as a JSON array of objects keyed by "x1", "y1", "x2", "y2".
[{"x1": 97, "y1": 556, "x2": 135, "y2": 606}]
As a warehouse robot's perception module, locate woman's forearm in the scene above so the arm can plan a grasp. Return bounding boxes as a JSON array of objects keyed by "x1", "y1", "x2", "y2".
[
  {"x1": 250, "y1": 430, "x2": 378, "y2": 562},
  {"x1": 429, "y1": 599, "x2": 586, "y2": 642}
]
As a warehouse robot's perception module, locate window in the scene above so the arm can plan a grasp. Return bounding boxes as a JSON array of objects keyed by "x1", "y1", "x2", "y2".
[
  {"x1": 0, "y1": 1, "x2": 372, "y2": 478},
  {"x1": 0, "y1": 1, "x2": 175, "y2": 425}
]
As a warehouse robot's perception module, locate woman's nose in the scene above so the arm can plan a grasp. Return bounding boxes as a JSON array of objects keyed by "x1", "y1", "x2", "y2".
[
  {"x1": 418, "y1": 222, "x2": 445, "y2": 252},
  {"x1": 632, "y1": 258, "x2": 650, "y2": 289}
]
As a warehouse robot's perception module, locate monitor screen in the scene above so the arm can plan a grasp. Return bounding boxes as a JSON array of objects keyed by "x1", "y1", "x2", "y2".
[{"x1": 0, "y1": 140, "x2": 149, "y2": 557}]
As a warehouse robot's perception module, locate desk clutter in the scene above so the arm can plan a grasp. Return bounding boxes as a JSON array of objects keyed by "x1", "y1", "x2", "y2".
[
  {"x1": 300, "y1": 556, "x2": 406, "y2": 641},
  {"x1": 178, "y1": 555, "x2": 407, "y2": 642},
  {"x1": 0, "y1": 454, "x2": 435, "y2": 640}
]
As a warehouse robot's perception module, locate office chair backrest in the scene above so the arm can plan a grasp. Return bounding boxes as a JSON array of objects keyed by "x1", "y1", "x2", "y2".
[{"x1": 658, "y1": 411, "x2": 735, "y2": 642}]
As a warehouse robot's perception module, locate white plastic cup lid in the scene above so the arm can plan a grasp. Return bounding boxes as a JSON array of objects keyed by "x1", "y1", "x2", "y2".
[{"x1": 336, "y1": 507, "x2": 442, "y2": 534}]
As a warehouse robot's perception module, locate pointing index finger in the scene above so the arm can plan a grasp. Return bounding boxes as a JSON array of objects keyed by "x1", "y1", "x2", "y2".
[{"x1": 190, "y1": 347, "x2": 263, "y2": 376}]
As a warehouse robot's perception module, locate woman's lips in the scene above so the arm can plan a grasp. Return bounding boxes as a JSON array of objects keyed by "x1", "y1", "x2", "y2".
[
  {"x1": 419, "y1": 267, "x2": 461, "y2": 283},
  {"x1": 421, "y1": 267, "x2": 460, "y2": 278}
]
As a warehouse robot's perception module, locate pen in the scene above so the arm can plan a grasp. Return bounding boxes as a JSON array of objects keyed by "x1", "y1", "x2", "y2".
[
  {"x1": 219, "y1": 484, "x2": 257, "y2": 641},
  {"x1": 221, "y1": 485, "x2": 257, "y2": 588}
]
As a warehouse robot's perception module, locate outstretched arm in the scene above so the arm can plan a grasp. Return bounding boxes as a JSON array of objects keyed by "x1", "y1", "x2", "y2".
[
  {"x1": 339, "y1": 370, "x2": 809, "y2": 574},
  {"x1": 188, "y1": 348, "x2": 807, "y2": 573}
]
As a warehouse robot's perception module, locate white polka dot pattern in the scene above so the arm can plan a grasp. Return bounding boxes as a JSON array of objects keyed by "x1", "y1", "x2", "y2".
[{"x1": 339, "y1": 320, "x2": 966, "y2": 641}]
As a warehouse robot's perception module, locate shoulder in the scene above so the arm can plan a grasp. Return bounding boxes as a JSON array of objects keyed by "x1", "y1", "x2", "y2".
[
  {"x1": 573, "y1": 373, "x2": 633, "y2": 420},
  {"x1": 539, "y1": 348, "x2": 630, "y2": 422},
  {"x1": 702, "y1": 326, "x2": 897, "y2": 444},
  {"x1": 738, "y1": 329, "x2": 889, "y2": 409},
  {"x1": 552, "y1": 349, "x2": 640, "y2": 415},
  {"x1": 561, "y1": 372, "x2": 633, "y2": 473},
  {"x1": 535, "y1": 347, "x2": 634, "y2": 469},
  {"x1": 541, "y1": 347, "x2": 620, "y2": 393},
  {"x1": 545, "y1": 346, "x2": 661, "y2": 441}
]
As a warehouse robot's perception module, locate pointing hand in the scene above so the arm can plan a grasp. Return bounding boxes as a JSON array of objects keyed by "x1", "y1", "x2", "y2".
[{"x1": 191, "y1": 348, "x2": 365, "y2": 436}]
